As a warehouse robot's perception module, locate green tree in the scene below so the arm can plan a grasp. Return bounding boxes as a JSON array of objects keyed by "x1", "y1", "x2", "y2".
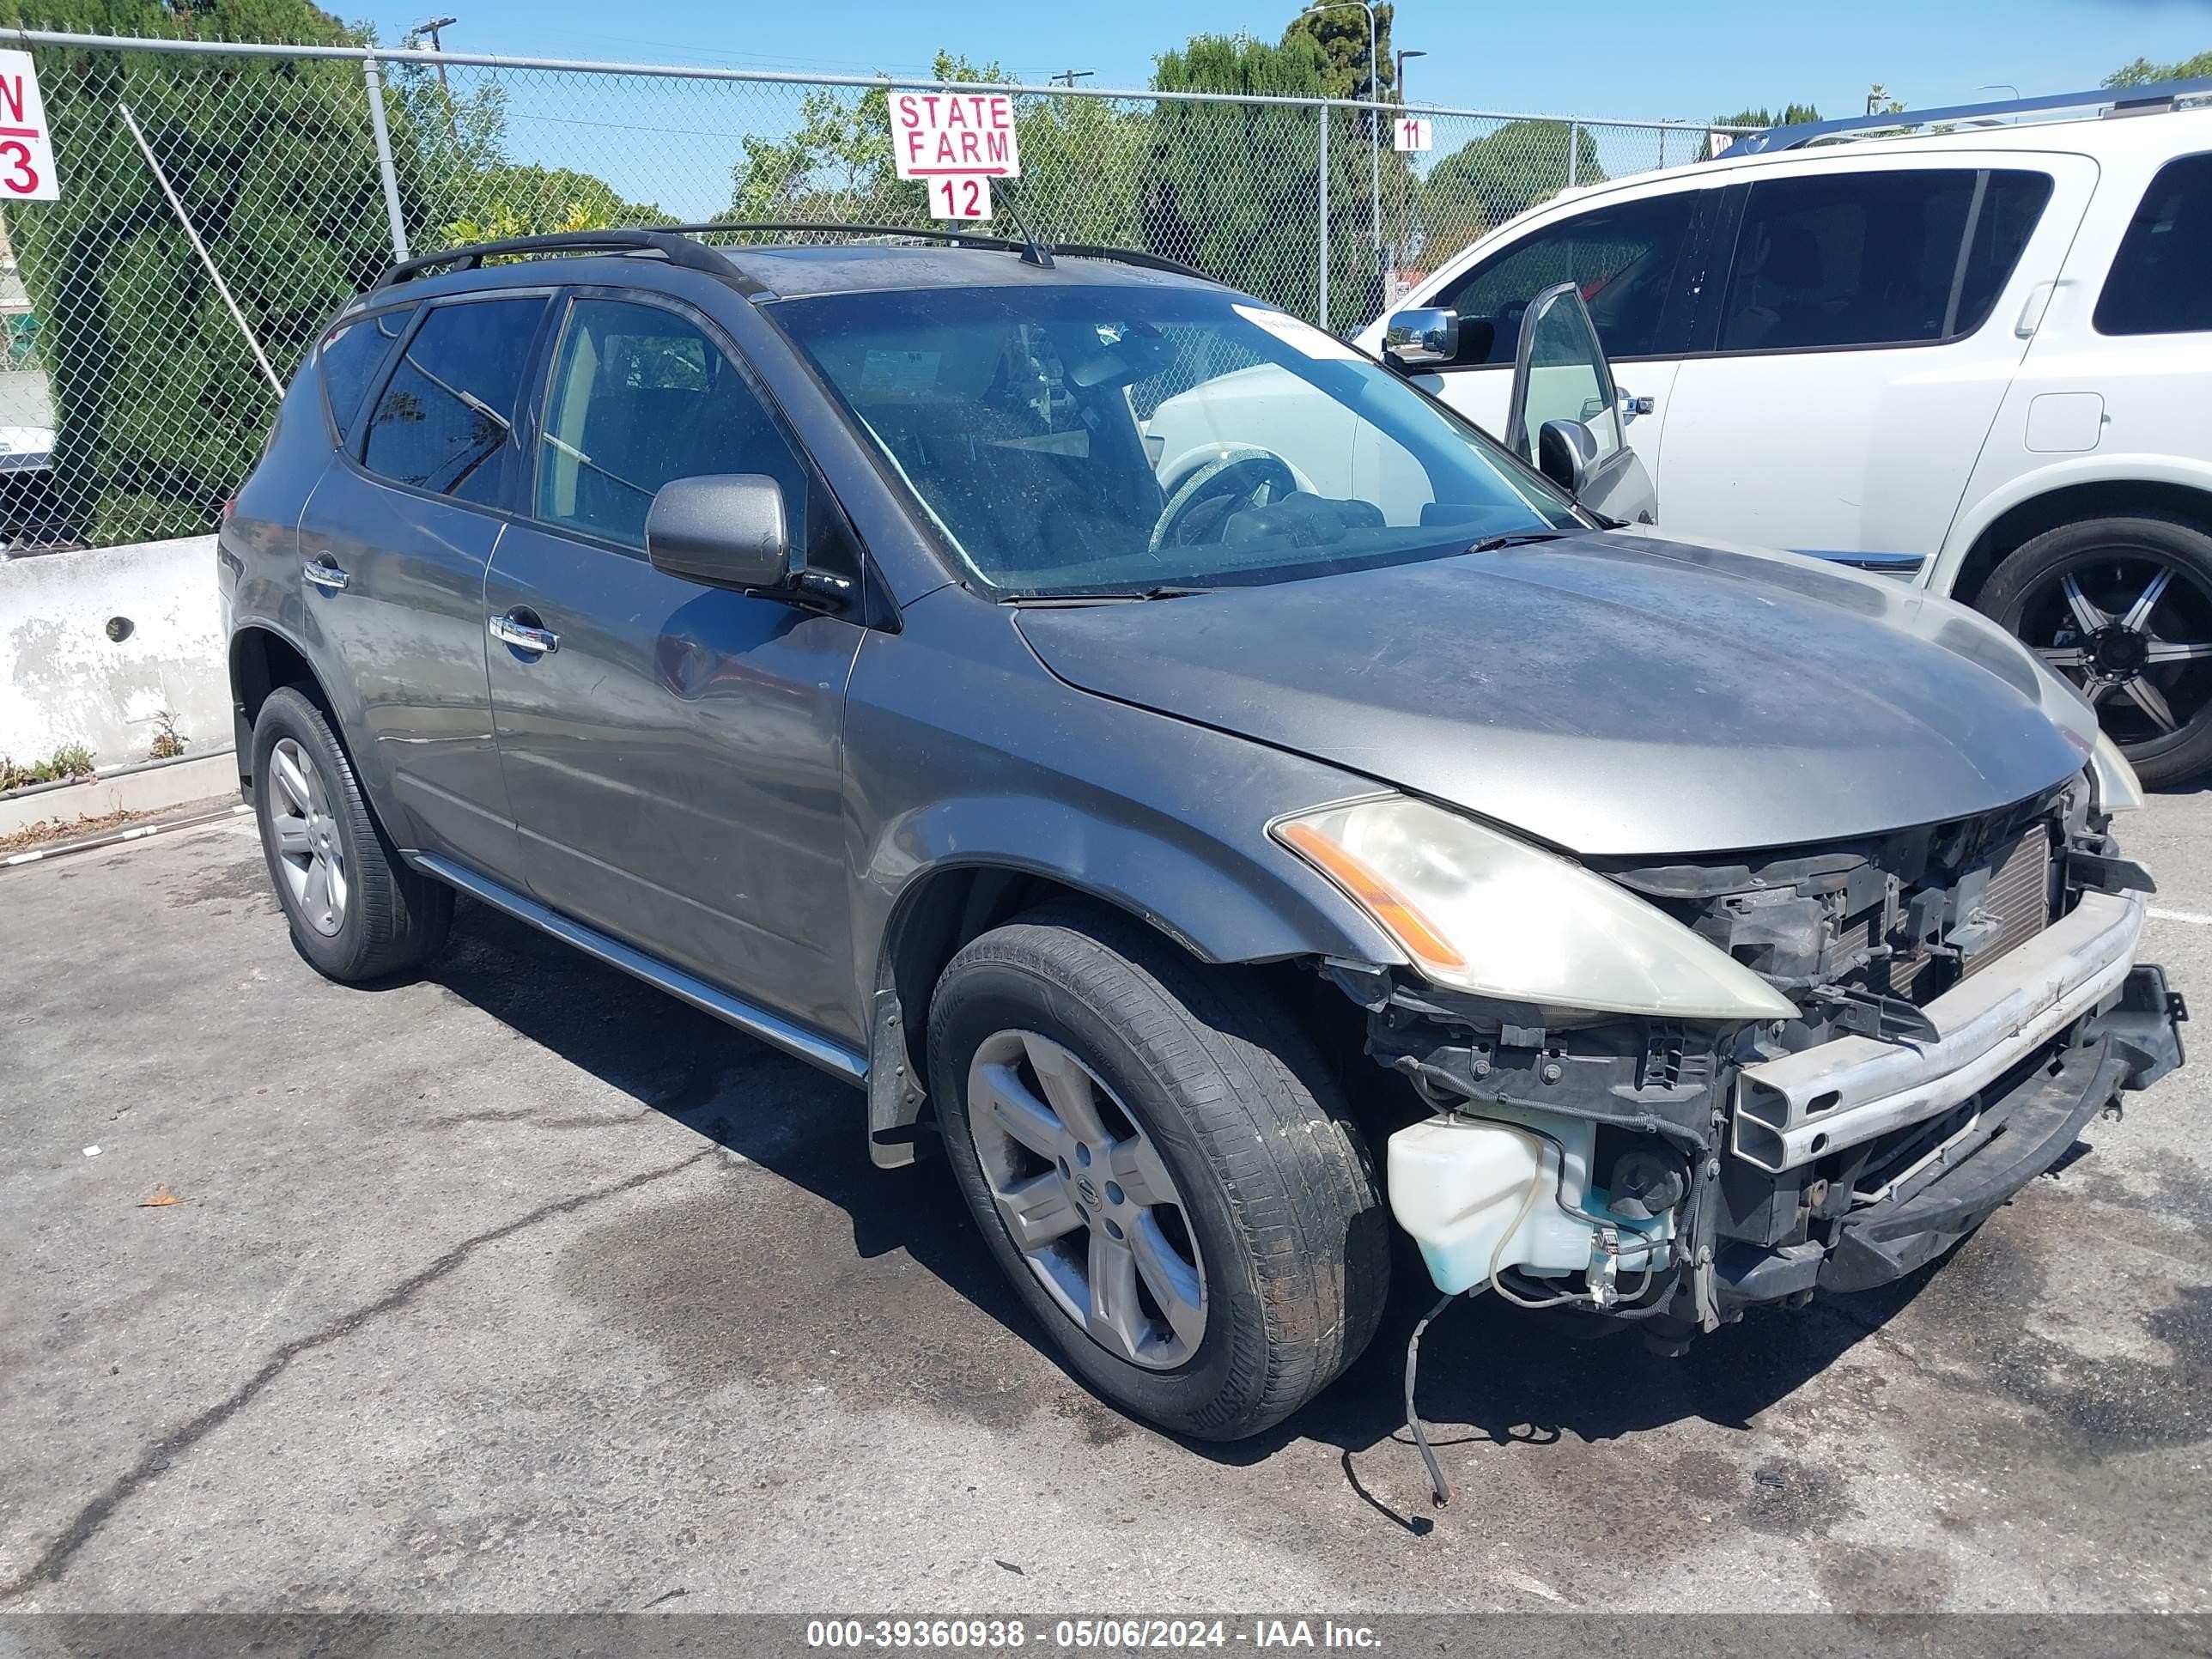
[
  {"x1": 1716, "y1": 103, "x2": 1821, "y2": 129},
  {"x1": 2106, "y1": 51, "x2": 2212, "y2": 88},
  {"x1": 1418, "y1": 120, "x2": 1605, "y2": 268},
  {"x1": 1148, "y1": 32, "x2": 1372, "y2": 327},
  {"x1": 0, "y1": 0, "x2": 397, "y2": 544},
  {"x1": 1280, "y1": 1, "x2": 1395, "y2": 102}
]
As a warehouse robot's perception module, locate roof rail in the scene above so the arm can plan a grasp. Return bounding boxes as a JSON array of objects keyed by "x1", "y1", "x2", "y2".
[
  {"x1": 369, "y1": 222, "x2": 1217, "y2": 294},
  {"x1": 684, "y1": 222, "x2": 1212, "y2": 281},
  {"x1": 370, "y1": 227, "x2": 732, "y2": 289},
  {"x1": 1724, "y1": 75, "x2": 2212, "y2": 157}
]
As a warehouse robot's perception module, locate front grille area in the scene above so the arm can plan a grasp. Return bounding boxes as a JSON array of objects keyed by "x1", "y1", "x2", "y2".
[
  {"x1": 1601, "y1": 787, "x2": 2069, "y2": 1018},
  {"x1": 1963, "y1": 826, "x2": 2057, "y2": 978}
]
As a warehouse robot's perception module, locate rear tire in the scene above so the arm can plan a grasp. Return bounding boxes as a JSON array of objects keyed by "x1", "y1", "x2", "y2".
[
  {"x1": 1978, "y1": 514, "x2": 2212, "y2": 788},
  {"x1": 929, "y1": 900, "x2": 1389, "y2": 1441},
  {"x1": 251, "y1": 686, "x2": 452, "y2": 982}
]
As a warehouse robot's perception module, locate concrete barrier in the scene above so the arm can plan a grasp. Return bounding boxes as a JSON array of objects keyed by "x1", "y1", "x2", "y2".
[
  {"x1": 0, "y1": 535, "x2": 227, "y2": 770},
  {"x1": 0, "y1": 750, "x2": 240, "y2": 842}
]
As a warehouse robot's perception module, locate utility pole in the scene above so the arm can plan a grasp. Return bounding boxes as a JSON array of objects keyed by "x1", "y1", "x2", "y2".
[
  {"x1": 1395, "y1": 47, "x2": 1425, "y2": 109},
  {"x1": 416, "y1": 15, "x2": 458, "y2": 93},
  {"x1": 1049, "y1": 70, "x2": 1093, "y2": 88}
]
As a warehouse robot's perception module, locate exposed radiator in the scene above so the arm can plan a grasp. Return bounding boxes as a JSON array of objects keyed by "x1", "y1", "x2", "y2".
[{"x1": 1960, "y1": 825, "x2": 2055, "y2": 980}]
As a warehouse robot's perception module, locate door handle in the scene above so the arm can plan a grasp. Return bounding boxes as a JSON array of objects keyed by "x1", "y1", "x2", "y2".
[
  {"x1": 489, "y1": 612, "x2": 560, "y2": 655},
  {"x1": 1619, "y1": 387, "x2": 1656, "y2": 422},
  {"x1": 302, "y1": 558, "x2": 349, "y2": 592}
]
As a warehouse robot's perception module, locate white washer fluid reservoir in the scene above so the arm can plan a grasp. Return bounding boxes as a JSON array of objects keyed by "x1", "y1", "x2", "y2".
[{"x1": 1387, "y1": 1107, "x2": 1672, "y2": 1296}]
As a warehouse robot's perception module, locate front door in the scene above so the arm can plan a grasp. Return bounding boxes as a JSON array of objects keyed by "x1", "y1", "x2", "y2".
[
  {"x1": 1504, "y1": 283, "x2": 1656, "y2": 525},
  {"x1": 483, "y1": 292, "x2": 866, "y2": 1043},
  {"x1": 296, "y1": 292, "x2": 550, "y2": 882},
  {"x1": 1407, "y1": 184, "x2": 1711, "y2": 501}
]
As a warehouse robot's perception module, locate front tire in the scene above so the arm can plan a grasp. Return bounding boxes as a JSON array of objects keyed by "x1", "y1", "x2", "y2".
[
  {"x1": 251, "y1": 686, "x2": 452, "y2": 982},
  {"x1": 1978, "y1": 514, "x2": 2212, "y2": 787},
  {"x1": 928, "y1": 901, "x2": 1389, "y2": 1441}
]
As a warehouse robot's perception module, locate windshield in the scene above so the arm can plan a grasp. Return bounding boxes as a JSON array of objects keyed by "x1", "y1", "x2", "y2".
[{"x1": 770, "y1": 282, "x2": 1577, "y2": 598}]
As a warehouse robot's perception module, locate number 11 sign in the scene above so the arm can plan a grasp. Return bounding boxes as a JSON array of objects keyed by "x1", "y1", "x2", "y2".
[
  {"x1": 0, "y1": 51, "x2": 58, "y2": 200},
  {"x1": 929, "y1": 174, "x2": 993, "y2": 222}
]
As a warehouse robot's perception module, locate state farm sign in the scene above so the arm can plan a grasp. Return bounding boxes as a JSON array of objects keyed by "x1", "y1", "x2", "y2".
[{"x1": 890, "y1": 89, "x2": 1022, "y2": 180}]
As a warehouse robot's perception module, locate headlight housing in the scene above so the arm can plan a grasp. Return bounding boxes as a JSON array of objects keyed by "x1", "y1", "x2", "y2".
[{"x1": 1273, "y1": 794, "x2": 1798, "y2": 1022}]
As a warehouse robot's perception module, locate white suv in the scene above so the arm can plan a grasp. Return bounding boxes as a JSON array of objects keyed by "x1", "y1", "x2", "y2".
[{"x1": 1364, "y1": 88, "x2": 2212, "y2": 784}]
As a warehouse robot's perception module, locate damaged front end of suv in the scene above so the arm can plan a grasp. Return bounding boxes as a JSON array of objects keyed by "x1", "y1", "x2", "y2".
[{"x1": 1283, "y1": 739, "x2": 2185, "y2": 1353}]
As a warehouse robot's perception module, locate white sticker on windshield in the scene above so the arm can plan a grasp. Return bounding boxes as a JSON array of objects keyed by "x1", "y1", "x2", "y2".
[
  {"x1": 1233, "y1": 304, "x2": 1360, "y2": 362},
  {"x1": 860, "y1": 349, "x2": 943, "y2": 392}
]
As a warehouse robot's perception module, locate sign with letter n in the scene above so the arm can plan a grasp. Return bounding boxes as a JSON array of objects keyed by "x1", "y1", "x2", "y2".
[
  {"x1": 891, "y1": 90, "x2": 1022, "y2": 179},
  {"x1": 0, "y1": 51, "x2": 58, "y2": 200}
]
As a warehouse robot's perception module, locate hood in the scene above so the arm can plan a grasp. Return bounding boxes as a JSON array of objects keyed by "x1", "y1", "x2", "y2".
[{"x1": 1012, "y1": 533, "x2": 2092, "y2": 857}]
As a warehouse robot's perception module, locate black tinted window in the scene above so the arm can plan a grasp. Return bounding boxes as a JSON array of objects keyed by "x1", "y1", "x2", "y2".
[
  {"x1": 2096, "y1": 154, "x2": 2212, "y2": 336},
  {"x1": 1718, "y1": 168, "x2": 2047, "y2": 352},
  {"x1": 317, "y1": 307, "x2": 412, "y2": 441},
  {"x1": 534, "y1": 298, "x2": 811, "y2": 555},
  {"x1": 1434, "y1": 192, "x2": 1698, "y2": 363},
  {"x1": 363, "y1": 297, "x2": 545, "y2": 503},
  {"x1": 1955, "y1": 171, "x2": 2055, "y2": 333}
]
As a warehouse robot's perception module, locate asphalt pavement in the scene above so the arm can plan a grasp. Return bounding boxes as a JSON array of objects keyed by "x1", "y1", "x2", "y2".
[{"x1": 3, "y1": 793, "x2": 2208, "y2": 1613}]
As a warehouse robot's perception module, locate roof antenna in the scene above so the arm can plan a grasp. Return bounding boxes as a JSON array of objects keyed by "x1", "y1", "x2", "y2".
[{"x1": 993, "y1": 179, "x2": 1054, "y2": 269}]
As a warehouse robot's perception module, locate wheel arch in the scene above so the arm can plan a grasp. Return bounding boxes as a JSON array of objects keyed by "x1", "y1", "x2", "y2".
[
  {"x1": 227, "y1": 623, "x2": 393, "y2": 830},
  {"x1": 861, "y1": 837, "x2": 1400, "y2": 1171},
  {"x1": 1939, "y1": 465, "x2": 2212, "y2": 611},
  {"x1": 228, "y1": 624, "x2": 332, "y2": 793}
]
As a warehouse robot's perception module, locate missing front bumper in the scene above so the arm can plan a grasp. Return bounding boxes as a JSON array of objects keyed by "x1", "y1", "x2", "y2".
[
  {"x1": 1734, "y1": 891, "x2": 2147, "y2": 1172},
  {"x1": 1717, "y1": 963, "x2": 2185, "y2": 1306}
]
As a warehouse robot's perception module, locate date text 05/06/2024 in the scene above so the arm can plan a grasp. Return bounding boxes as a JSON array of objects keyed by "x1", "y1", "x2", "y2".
[{"x1": 805, "y1": 1619, "x2": 1384, "y2": 1650}]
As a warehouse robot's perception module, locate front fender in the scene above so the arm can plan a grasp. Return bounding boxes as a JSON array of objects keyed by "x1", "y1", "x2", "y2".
[
  {"x1": 868, "y1": 791, "x2": 1403, "y2": 976},
  {"x1": 842, "y1": 591, "x2": 1409, "y2": 1164}
]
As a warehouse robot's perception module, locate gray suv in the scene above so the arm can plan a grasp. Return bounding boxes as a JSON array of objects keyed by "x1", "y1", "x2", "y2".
[{"x1": 221, "y1": 226, "x2": 2184, "y2": 1443}]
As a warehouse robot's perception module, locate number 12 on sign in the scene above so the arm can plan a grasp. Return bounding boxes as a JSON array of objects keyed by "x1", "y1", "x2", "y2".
[{"x1": 930, "y1": 175, "x2": 993, "y2": 222}]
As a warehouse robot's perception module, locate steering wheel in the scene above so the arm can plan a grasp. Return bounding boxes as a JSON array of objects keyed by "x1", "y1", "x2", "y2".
[{"x1": 1149, "y1": 446, "x2": 1304, "y2": 553}]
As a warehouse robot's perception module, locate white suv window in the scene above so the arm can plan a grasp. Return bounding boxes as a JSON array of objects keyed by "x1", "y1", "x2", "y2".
[
  {"x1": 1431, "y1": 191, "x2": 1701, "y2": 365},
  {"x1": 2094, "y1": 152, "x2": 2212, "y2": 337},
  {"x1": 1715, "y1": 168, "x2": 2052, "y2": 353}
]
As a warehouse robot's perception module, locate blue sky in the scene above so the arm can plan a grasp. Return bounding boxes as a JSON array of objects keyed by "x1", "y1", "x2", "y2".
[{"x1": 359, "y1": 0, "x2": 2210, "y2": 123}]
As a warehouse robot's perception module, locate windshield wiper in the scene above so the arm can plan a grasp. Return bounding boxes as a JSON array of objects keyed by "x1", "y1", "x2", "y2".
[
  {"x1": 1468, "y1": 531, "x2": 1573, "y2": 554},
  {"x1": 1004, "y1": 585, "x2": 1208, "y2": 605}
]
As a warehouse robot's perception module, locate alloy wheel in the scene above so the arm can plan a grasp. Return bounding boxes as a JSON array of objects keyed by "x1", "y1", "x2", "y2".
[
  {"x1": 267, "y1": 736, "x2": 348, "y2": 937},
  {"x1": 2020, "y1": 552, "x2": 2212, "y2": 758},
  {"x1": 965, "y1": 1030, "x2": 1208, "y2": 1370}
]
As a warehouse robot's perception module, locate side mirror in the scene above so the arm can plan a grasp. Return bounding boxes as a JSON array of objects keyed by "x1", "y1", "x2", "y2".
[
  {"x1": 1536, "y1": 419, "x2": 1598, "y2": 497},
  {"x1": 1383, "y1": 307, "x2": 1461, "y2": 368},
  {"x1": 646, "y1": 474, "x2": 790, "y2": 593}
]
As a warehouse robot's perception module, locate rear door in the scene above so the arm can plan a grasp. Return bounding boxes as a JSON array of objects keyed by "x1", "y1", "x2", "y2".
[
  {"x1": 295, "y1": 290, "x2": 551, "y2": 881},
  {"x1": 483, "y1": 289, "x2": 867, "y2": 1040},
  {"x1": 1401, "y1": 180, "x2": 1715, "y2": 497},
  {"x1": 1657, "y1": 153, "x2": 2097, "y2": 568}
]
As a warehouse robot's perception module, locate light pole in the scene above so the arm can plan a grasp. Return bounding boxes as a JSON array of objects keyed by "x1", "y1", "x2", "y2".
[
  {"x1": 1302, "y1": 1, "x2": 1380, "y2": 263},
  {"x1": 1395, "y1": 47, "x2": 1425, "y2": 109}
]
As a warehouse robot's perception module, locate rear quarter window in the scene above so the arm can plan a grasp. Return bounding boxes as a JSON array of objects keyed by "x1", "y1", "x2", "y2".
[
  {"x1": 2095, "y1": 153, "x2": 2212, "y2": 336},
  {"x1": 317, "y1": 306, "x2": 414, "y2": 441}
]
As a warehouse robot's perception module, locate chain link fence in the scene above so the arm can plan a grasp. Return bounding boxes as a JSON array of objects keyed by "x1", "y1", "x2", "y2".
[{"x1": 0, "y1": 29, "x2": 1737, "y2": 555}]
